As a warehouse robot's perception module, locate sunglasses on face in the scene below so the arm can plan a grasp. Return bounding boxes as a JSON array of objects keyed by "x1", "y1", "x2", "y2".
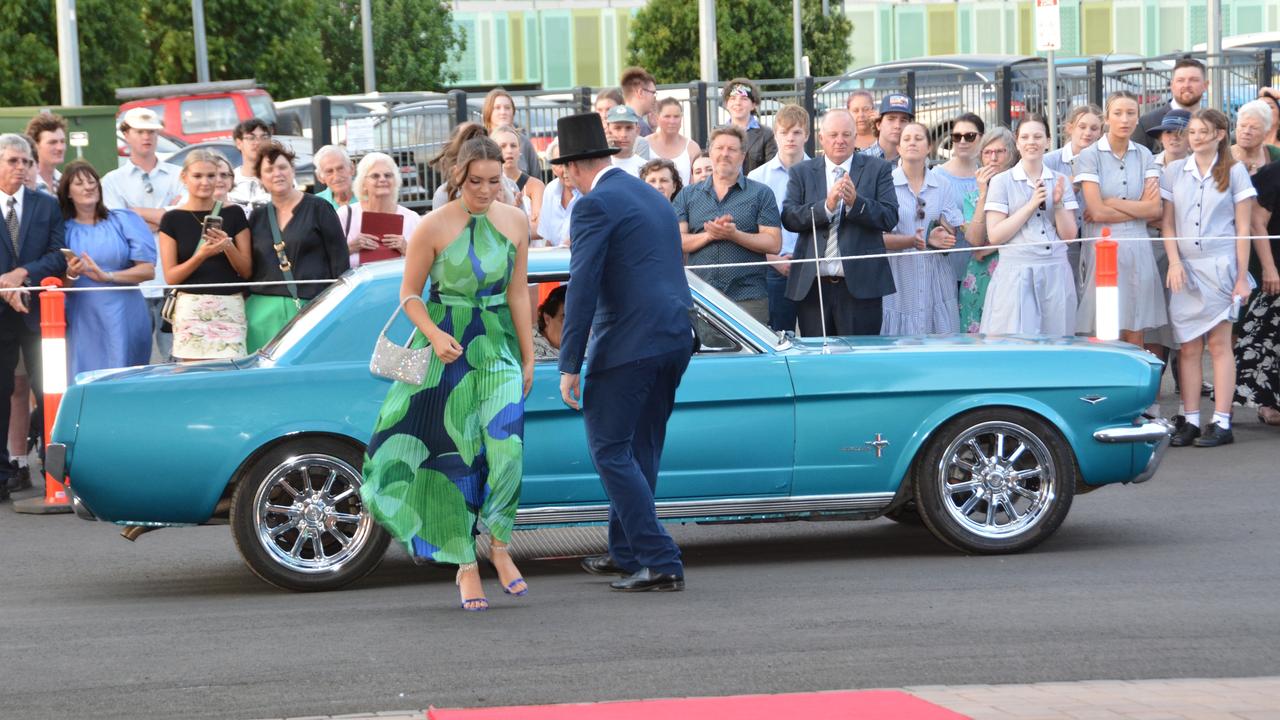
[
  {"x1": 915, "y1": 196, "x2": 926, "y2": 221},
  {"x1": 951, "y1": 132, "x2": 979, "y2": 143}
]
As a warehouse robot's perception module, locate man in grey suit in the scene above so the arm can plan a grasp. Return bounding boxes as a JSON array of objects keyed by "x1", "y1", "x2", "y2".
[
  {"x1": 0, "y1": 134, "x2": 67, "y2": 500},
  {"x1": 782, "y1": 110, "x2": 898, "y2": 336}
]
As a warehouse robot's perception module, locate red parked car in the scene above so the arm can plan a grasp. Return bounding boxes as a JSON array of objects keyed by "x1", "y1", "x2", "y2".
[{"x1": 115, "y1": 80, "x2": 278, "y2": 145}]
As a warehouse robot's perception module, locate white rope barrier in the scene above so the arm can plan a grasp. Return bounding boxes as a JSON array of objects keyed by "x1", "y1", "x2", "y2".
[{"x1": 1, "y1": 232, "x2": 1277, "y2": 295}]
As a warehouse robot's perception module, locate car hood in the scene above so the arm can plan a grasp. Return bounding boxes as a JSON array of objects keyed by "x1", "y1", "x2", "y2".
[{"x1": 73, "y1": 358, "x2": 246, "y2": 385}]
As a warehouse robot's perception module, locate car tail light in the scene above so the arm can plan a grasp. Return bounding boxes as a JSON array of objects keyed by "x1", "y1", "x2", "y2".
[
  {"x1": 987, "y1": 100, "x2": 1027, "y2": 118},
  {"x1": 530, "y1": 136, "x2": 554, "y2": 153}
]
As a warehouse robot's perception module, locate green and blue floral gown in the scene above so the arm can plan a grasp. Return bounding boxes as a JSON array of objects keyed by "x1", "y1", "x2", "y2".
[{"x1": 361, "y1": 210, "x2": 524, "y2": 566}]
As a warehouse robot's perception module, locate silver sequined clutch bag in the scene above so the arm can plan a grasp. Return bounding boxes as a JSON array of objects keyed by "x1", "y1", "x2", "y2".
[{"x1": 370, "y1": 296, "x2": 431, "y2": 385}]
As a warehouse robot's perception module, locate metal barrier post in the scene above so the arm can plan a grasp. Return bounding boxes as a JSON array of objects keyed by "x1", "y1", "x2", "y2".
[
  {"x1": 1088, "y1": 59, "x2": 1104, "y2": 109},
  {"x1": 802, "y1": 75, "x2": 816, "y2": 157},
  {"x1": 996, "y1": 64, "x2": 1014, "y2": 128},
  {"x1": 448, "y1": 89, "x2": 469, "y2": 128},
  {"x1": 1262, "y1": 50, "x2": 1274, "y2": 93},
  {"x1": 576, "y1": 86, "x2": 593, "y2": 113},
  {"x1": 309, "y1": 96, "x2": 332, "y2": 154},
  {"x1": 903, "y1": 70, "x2": 917, "y2": 108},
  {"x1": 13, "y1": 278, "x2": 72, "y2": 515},
  {"x1": 691, "y1": 81, "x2": 709, "y2": 150}
]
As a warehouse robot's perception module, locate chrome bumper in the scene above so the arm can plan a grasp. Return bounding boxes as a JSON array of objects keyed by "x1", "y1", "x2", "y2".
[
  {"x1": 1093, "y1": 419, "x2": 1172, "y2": 484},
  {"x1": 45, "y1": 442, "x2": 96, "y2": 520}
]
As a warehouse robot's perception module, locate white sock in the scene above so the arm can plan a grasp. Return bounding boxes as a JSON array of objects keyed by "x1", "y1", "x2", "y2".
[
  {"x1": 1184, "y1": 411, "x2": 1200, "y2": 427},
  {"x1": 13, "y1": 456, "x2": 27, "y2": 468},
  {"x1": 1213, "y1": 412, "x2": 1231, "y2": 430}
]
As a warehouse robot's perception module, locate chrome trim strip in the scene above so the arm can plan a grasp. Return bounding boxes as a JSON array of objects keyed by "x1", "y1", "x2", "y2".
[
  {"x1": 1093, "y1": 419, "x2": 1173, "y2": 444},
  {"x1": 1131, "y1": 422, "x2": 1173, "y2": 484},
  {"x1": 67, "y1": 488, "x2": 97, "y2": 521},
  {"x1": 515, "y1": 492, "x2": 897, "y2": 526}
]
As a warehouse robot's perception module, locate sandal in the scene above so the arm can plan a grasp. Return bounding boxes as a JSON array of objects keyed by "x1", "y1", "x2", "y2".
[
  {"x1": 455, "y1": 562, "x2": 488, "y2": 612},
  {"x1": 1258, "y1": 406, "x2": 1280, "y2": 426},
  {"x1": 490, "y1": 544, "x2": 528, "y2": 597}
]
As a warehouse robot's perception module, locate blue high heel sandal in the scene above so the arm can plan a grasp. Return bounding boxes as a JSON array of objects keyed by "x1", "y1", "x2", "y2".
[
  {"x1": 456, "y1": 563, "x2": 488, "y2": 611},
  {"x1": 491, "y1": 544, "x2": 528, "y2": 597}
]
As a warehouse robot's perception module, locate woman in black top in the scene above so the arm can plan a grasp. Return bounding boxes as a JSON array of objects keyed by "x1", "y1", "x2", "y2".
[
  {"x1": 1234, "y1": 159, "x2": 1280, "y2": 425},
  {"x1": 158, "y1": 149, "x2": 252, "y2": 360},
  {"x1": 244, "y1": 141, "x2": 348, "y2": 352}
]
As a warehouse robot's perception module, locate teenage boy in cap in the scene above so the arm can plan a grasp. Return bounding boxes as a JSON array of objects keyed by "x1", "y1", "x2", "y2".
[
  {"x1": 860, "y1": 93, "x2": 914, "y2": 163},
  {"x1": 101, "y1": 107, "x2": 183, "y2": 359},
  {"x1": 605, "y1": 106, "x2": 649, "y2": 177}
]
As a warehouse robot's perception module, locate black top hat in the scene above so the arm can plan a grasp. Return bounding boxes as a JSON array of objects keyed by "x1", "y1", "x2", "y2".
[{"x1": 550, "y1": 112, "x2": 620, "y2": 164}]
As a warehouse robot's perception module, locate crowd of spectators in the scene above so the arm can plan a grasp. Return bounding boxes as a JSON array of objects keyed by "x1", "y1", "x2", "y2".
[{"x1": 4, "y1": 60, "x2": 1280, "y2": 496}]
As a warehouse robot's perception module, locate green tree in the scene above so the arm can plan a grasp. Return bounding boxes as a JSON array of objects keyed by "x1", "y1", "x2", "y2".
[
  {"x1": 627, "y1": 0, "x2": 853, "y2": 84},
  {"x1": 0, "y1": 1, "x2": 60, "y2": 106},
  {"x1": 318, "y1": 0, "x2": 465, "y2": 94}
]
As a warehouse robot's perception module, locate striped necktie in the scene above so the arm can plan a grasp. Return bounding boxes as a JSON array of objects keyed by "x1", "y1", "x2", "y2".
[
  {"x1": 5, "y1": 197, "x2": 18, "y2": 256},
  {"x1": 825, "y1": 166, "x2": 846, "y2": 266}
]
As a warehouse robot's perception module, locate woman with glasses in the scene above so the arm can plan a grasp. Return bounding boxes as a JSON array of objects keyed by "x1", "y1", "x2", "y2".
[
  {"x1": 1076, "y1": 91, "x2": 1166, "y2": 345},
  {"x1": 228, "y1": 119, "x2": 273, "y2": 212},
  {"x1": 881, "y1": 122, "x2": 965, "y2": 335},
  {"x1": 345, "y1": 152, "x2": 420, "y2": 269},
  {"x1": 934, "y1": 113, "x2": 986, "y2": 299},
  {"x1": 979, "y1": 114, "x2": 1080, "y2": 336},
  {"x1": 57, "y1": 161, "x2": 156, "y2": 376},
  {"x1": 958, "y1": 128, "x2": 1018, "y2": 333},
  {"x1": 244, "y1": 141, "x2": 348, "y2": 352}
]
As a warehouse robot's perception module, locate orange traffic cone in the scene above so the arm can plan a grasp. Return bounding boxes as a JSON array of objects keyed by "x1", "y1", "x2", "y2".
[
  {"x1": 1093, "y1": 227, "x2": 1119, "y2": 342},
  {"x1": 14, "y1": 277, "x2": 72, "y2": 514}
]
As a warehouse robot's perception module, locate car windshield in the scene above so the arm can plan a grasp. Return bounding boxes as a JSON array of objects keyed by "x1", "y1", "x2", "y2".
[
  {"x1": 684, "y1": 270, "x2": 785, "y2": 350},
  {"x1": 260, "y1": 278, "x2": 355, "y2": 361}
]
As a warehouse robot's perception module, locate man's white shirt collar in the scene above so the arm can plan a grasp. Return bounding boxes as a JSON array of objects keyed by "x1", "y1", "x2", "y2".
[{"x1": 0, "y1": 186, "x2": 22, "y2": 217}]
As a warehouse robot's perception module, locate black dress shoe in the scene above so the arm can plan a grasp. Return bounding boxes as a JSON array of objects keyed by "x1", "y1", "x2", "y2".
[
  {"x1": 0, "y1": 484, "x2": 10, "y2": 503},
  {"x1": 581, "y1": 554, "x2": 628, "y2": 576},
  {"x1": 1170, "y1": 416, "x2": 1201, "y2": 447},
  {"x1": 1194, "y1": 422, "x2": 1234, "y2": 447},
  {"x1": 610, "y1": 568, "x2": 684, "y2": 592},
  {"x1": 6, "y1": 463, "x2": 31, "y2": 492}
]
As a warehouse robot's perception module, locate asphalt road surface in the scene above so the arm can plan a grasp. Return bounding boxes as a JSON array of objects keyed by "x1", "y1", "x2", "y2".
[{"x1": 3, "y1": 415, "x2": 1278, "y2": 720}]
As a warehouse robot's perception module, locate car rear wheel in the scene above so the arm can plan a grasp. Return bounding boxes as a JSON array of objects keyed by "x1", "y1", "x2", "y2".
[
  {"x1": 915, "y1": 409, "x2": 1075, "y2": 554},
  {"x1": 231, "y1": 438, "x2": 390, "y2": 591}
]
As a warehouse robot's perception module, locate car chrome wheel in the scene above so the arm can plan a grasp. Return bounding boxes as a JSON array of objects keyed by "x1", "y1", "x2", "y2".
[
  {"x1": 937, "y1": 421, "x2": 1056, "y2": 540},
  {"x1": 252, "y1": 453, "x2": 374, "y2": 575}
]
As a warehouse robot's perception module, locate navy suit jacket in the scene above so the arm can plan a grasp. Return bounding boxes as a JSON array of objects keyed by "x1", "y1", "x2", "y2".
[
  {"x1": 0, "y1": 188, "x2": 67, "y2": 331},
  {"x1": 558, "y1": 168, "x2": 692, "y2": 377},
  {"x1": 781, "y1": 154, "x2": 898, "y2": 302}
]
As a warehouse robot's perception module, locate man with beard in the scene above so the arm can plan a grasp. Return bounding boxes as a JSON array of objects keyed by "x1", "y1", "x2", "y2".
[{"x1": 1134, "y1": 58, "x2": 1206, "y2": 151}]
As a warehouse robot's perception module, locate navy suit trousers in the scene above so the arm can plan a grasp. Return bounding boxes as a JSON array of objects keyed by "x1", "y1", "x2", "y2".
[{"x1": 581, "y1": 346, "x2": 691, "y2": 576}]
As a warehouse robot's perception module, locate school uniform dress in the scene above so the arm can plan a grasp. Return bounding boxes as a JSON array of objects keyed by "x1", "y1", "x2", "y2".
[
  {"x1": 979, "y1": 164, "x2": 1080, "y2": 336},
  {"x1": 881, "y1": 166, "x2": 965, "y2": 335},
  {"x1": 1159, "y1": 157, "x2": 1257, "y2": 343},
  {"x1": 1044, "y1": 144, "x2": 1088, "y2": 287},
  {"x1": 1074, "y1": 136, "x2": 1168, "y2": 334}
]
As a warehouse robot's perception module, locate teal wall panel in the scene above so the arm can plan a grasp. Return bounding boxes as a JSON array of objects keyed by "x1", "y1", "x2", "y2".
[
  {"x1": 542, "y1": 14, "x2": 572, "y2": 89},
  {"x1": 958, "y1": 6, "x2": 973, "y2": 54}
]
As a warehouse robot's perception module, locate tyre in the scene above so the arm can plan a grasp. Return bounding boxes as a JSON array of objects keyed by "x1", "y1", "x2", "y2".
[
  {"x1": 230, "y1": 437, "x2": 390, "y2": 591},
  {"x1": 914, "y1": 408, "x2": 1076, "y2": 554},
  {"x1": 883, "y1": 499, "x2": 924, "y2": 526}
]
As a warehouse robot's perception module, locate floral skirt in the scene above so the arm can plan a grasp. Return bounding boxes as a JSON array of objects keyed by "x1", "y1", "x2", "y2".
[
  {"x1": 172, "y1": 293, "x2": 247, "y2": 360},
  {"x1": 1235, "y1": 292, "x2": 1280, "y2": 409}
]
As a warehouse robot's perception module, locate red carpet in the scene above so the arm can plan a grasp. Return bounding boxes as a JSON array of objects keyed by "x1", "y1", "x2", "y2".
[{"x1": 427, "y1": 690, "x2": 969, "y2": 719}]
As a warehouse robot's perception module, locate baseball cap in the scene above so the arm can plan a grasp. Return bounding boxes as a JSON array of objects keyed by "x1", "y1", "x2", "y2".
[
  {"x1": 1151, "y1": 109, "x2": 1191, "y2": 133},
  {"x1": 606, "y1": 105, "x2": 641, "y2": 125},
  {"x1": 120, "y1": 107, "x2": 164, "y2": 131},
  {"x1": 878, "y1": 94, "x2": 915, "y2": 118}
]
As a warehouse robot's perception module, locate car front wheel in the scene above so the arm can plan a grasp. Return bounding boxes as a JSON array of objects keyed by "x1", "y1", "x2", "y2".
[
  {"x1": 915, "y1": 409, "x2": 1076, "y2": 554},
  {"x1": 230, "y1": 438, "x2": 390, "y2": 591}
]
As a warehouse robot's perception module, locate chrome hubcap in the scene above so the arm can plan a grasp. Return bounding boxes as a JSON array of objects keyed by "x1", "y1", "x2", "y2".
[
  {"x1": 937, "y1": 421, "x2": 1056, "y2": 539},
  {"x1": 253, "y1": 454, "x2": 373, "y2": 575}
]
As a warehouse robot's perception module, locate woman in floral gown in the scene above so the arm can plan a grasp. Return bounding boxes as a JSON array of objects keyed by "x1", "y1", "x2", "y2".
[
  {"x1": 361, "y1": 137, "x2": 535, "y2": 611},
  {"x1": 958, "y1": 127, "x2": 1018, "y2": 332}
]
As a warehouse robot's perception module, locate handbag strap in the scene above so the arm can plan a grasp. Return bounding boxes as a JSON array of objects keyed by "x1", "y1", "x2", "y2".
[
  {"x1": 265, "y1": 202, "x2": 301, "y2": 308},
  {"x1": 210, "y1": 200, "x2": 223, "y2": 219},
  {"x1": 379, "y1": 295, "x2": 426, "y2": 345}
]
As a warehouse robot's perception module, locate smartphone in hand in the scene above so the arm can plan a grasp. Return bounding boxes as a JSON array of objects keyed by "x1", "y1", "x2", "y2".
[
  {"x1": 198, "y1": 215, "x2": 223, "y2": 252},
  {"x1": 60, "y1": 248, "x2": 78, "y2": 262}
]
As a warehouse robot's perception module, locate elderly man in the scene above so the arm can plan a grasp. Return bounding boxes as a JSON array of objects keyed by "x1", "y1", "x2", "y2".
[
  {"x1": 0, "y1": 134, "x2": 66, "y2": 501},
  {"x1": 314, "y1": 144, "x2": 359, "y2": 250},
  {"x1": 782, "y1": 110, "x2": 898, "y2": 336},
  {"x1": 101, "y1": 107, "x2": 183, "y2": 359},
  {"x1": 1135, "y1": 58, "x2": 1206, "y2": 151},
  {"x1": 227, "y1": 118, "x2": 273, "y2": 211},
  {"x1": 675, "y1": 125, "x2": 781, "y2": 324}
]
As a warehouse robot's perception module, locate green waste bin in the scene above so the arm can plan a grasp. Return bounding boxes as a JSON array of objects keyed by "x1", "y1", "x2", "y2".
[{"x1": 0, "y1": 105, "x2": 120, "y2": 178}]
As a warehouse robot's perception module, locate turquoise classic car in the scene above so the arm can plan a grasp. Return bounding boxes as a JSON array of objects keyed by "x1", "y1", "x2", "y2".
[{"x1": 48, "y1": 249, "x2": 1171, "y2": 592}]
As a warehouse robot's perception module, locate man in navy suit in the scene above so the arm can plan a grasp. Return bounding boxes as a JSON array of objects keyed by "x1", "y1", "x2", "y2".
[
  {"x1": 0, "y1": 134, "x2": 67, "y2": 500},
  {"x1": 553, "y1": 113, "x2": 693, "y2": 592},
  {"x1": 782, "y1": 110, "x2": 898, "y2": 336}
]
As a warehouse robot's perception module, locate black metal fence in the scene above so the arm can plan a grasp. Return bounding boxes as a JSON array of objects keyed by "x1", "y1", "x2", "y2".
[{"x1": 297, "y1": 49, "x2": 1278, "y2": 211}]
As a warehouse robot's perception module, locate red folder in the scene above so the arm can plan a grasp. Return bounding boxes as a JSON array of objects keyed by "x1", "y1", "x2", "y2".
[{"x1": 359, "y1": 211, "x2": 404, "y2": 264}]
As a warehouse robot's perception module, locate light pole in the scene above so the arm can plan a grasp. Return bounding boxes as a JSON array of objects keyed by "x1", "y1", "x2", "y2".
[
  {"x1": 55, "y1": 0, "x2": 82, "y2": 106},
  {"x1": 362, "y1": 0, "x2": 377, "y2": 93},
  {"x1": 1207, "y1": 0, "x2": 1223, "y2": 110},
  {"x1": 192, "y1": 0, "x2": 210, "y2": 83},
  {"x1": 793, "y1": 0, "x2": 803, "y2": 79},
  {"x1": 698, "y1": 0, "x2": 718, "y2": 84}
]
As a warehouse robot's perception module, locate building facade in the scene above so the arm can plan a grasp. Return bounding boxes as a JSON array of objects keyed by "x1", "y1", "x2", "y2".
[{"x1": 448, "y1": 0, "x2": 1280, "y2": 87}]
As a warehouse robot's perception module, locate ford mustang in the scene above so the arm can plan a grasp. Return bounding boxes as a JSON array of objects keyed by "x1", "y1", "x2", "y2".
[{"x1": 48, "y1": 249, "x2": 1171, "y2": 591}]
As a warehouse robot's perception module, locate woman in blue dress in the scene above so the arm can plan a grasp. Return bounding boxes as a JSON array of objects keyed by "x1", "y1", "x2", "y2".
[{"x1": 57, "y1": 161, "x2": 156, "y2": 378}]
